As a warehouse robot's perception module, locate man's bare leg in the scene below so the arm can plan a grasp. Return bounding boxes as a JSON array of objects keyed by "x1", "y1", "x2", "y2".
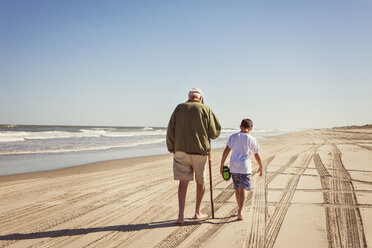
[
  {"x1": 194, "y1": 182, "x2": 208, "y2": 220},
  {"x1": 177, "y1": 180, "x2": 189, "y2": 224}
]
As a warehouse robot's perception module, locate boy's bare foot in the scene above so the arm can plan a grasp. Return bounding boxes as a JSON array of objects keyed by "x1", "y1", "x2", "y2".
[
  {"x1": 237, "y1": 214, "x2": 243, "y2": 221},
  {"x1": 193, "y1": 212, "x2": 208, "y2": 220}
]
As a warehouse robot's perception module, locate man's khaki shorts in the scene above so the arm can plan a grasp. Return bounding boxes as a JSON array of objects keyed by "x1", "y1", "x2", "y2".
[{"x1": 173, "y1": 151, "x2": 208, "y2": 184}]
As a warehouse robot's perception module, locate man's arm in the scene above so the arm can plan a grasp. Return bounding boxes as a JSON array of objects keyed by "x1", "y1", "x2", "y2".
[
  {"x1": 254, "y1": 153, "x2": 263, "y2": 176},
  {"x1": 166, "y1": 109, "x2": 177, "y2": 153},
  {"x1": 220, "y1": 146, "x2": 231, "y2": 175},
  {"x1": 208, "y1": 110, "x2": 221, "y2": 139}
]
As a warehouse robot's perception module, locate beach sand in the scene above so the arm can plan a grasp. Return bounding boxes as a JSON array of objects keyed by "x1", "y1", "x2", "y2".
[{"x1": 1, "y1": 129, "x2": 371, "y2": 247}]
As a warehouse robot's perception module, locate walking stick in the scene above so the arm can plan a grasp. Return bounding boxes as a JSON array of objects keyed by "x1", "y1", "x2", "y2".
[{"x1": 208, "y1": 152, "x2": 215, "y2": 219}]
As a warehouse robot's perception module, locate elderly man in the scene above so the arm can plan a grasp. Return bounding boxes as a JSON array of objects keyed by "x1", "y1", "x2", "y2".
[{"x1": 166, "y1": 88, "x2": 221, "y2": 224}]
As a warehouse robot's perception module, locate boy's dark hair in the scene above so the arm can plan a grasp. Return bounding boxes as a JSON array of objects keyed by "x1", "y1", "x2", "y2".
[{"x1": 241, "y1": 119, "x2": 253, "y2": 129}]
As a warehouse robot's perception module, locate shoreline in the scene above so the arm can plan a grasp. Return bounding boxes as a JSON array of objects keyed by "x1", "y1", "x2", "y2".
[
  {"x1": 0, "y1": 147, "x2": 224, "y2": 182},
  {"x1": 0, "y1": 125, "x2": 296, "y2": 176},
  {"x1": 0, "y1": 130, "x2": 292, "y2": 177},
  {"x1": 0, "y1": 152, "x2": 170, "y2": 182}
]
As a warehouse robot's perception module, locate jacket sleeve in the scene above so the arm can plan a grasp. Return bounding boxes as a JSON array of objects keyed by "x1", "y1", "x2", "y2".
[
  {"x1": 166, "y1": 108, "x2": 177, "y2": 153},
  {"x1": 208, "y1": 109, "x2": 221, "y2": 140}
]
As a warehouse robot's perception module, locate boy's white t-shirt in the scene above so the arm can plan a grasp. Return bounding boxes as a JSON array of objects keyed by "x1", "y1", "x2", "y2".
[{"x1": 227, "y1": 132, "x2": 260, "y2": 174}]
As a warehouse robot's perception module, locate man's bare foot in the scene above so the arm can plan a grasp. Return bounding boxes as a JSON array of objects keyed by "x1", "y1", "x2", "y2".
[
  {"x1": 237, "y1": 214, "x2": 243, "y2": 221},
  {"x1": 193, "y1": 212, "x2": 208, "y2": 220},
  {"x1": 176, "y1": 214, "x2": 184, "y2": 224}
]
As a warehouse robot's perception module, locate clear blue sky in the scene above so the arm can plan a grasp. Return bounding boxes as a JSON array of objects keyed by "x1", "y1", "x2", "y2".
[{"x1": 1, "y1": 0, "x2": 371, "y2": 129}]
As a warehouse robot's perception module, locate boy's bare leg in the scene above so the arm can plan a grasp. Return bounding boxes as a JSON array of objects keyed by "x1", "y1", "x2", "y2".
[
  {"x1": 237, "y1": 188, "x2": 247, "y2": 220},
  {"x1": 235, "y1": 188, "x2": 242, "y2": 210},
  {"x1": 177, "y1": 180, "x2": 189, "y2": 224},
  {"x1": 194, "y1": 182, "x2": 208, "y2": 219}
]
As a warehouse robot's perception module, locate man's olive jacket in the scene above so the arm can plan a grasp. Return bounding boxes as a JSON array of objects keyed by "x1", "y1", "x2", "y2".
[{"x1": 166, "y1": 100, "x2": 221, "y2": 155}]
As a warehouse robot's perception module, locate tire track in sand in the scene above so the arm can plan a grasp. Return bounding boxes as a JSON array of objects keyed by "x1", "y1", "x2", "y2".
[
  {"x1": 75, "y1": 186, "x2": 178, "y2": 248},
  {"x1": 0, "y1": 176, "x2": 172, "y2": 248},
  {"x1": 266, "y1": 153, "x2": 300, "y2": 184},
  {"x1": 245, "y1": 149, "x2": 311, "y2": 248},
  {"x1": 313, "y1": 153, "x2": 335, "y2": 247},
  {"x1": 245, "y1": 153, "x2": 304, "y2": 248},
  {"x1": 31, "y1": 182, "x2": 177, "y2": 248},
  {"x1": 244, "y1": 160, "x2": 267, "y2": 247},
  {"x1": 85, "y1": 163, "x2": 229, "y2": 248},
  {"x1": 0, "y1": 165, "x2": 171, "y2": 236},
  {"x1": 322, "y1": 144, "x2": 367, "y2": 248},
  {"x1": 265, "y1": 146, "x2": 316, "y2": 248},
  {"x1": 153, "y1": 182, "x2": 236, "y2": 248}
]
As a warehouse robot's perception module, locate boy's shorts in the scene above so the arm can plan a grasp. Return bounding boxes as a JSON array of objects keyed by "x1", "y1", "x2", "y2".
[
  {"x1": 231, "y1": 173, "x2": 252, "y2": 190},
  {"x1": 173, "y1": 151, "x2": 207, "y2": 184}
]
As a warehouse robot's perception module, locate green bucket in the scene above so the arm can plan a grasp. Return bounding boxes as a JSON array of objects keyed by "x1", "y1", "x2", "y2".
[{"x1": 222, "y1": 166, "x2": 231, "y2": 181}]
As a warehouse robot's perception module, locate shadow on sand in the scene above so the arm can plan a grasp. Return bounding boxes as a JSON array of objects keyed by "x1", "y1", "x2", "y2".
[{"x1": 0, "y1": 216, "x2": 238, "y2": 241}]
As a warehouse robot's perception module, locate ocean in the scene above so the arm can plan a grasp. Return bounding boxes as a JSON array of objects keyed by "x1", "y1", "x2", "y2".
[{"x1": 0, "y1": 125, "x2": 293, "y2": 176}]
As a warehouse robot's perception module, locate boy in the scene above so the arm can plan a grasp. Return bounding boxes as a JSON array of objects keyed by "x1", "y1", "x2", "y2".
[{"x1": 220, "y1": 118, "x2": 263, "y2": 220}]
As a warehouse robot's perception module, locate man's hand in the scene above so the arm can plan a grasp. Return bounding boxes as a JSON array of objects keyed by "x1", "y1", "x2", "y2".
[
  {"x1": 220, "y1": 165, "x2": 224, "y2": 175},
  {"x1": 257, "y1": 166, "x2": 263, "y2": 176}
]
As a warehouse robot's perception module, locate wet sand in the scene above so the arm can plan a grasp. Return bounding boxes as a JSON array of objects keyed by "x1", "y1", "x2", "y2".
[{"x1": 1, "y1": 129, "x2": 371, "y2": 247}]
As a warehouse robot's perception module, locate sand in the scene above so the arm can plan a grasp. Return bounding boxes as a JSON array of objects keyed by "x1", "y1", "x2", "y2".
[{"x1": 1, "y1": 129, "x2": 371, "y2": 248}]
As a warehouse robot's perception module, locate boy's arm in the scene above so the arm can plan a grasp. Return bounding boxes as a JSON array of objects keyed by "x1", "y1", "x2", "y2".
[
  {"x1": 220, "y1": 146, "x2": 231, "y2": 175},
  {"x1": 254, "y1": 152, "x2": 263, "y2": 176}
]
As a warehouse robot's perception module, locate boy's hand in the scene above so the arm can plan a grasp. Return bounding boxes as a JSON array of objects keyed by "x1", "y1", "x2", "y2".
[
  {"x1": 254, "y1": 153, "x2": 263, "y2": 177},
  {"x1": 257, "y1": 167, "x2": 263, "y2": 176}
]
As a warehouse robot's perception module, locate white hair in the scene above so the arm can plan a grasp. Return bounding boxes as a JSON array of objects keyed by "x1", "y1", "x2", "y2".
[{"x1": 188, "y1": 92, "x2": 202, "y2": 100}]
